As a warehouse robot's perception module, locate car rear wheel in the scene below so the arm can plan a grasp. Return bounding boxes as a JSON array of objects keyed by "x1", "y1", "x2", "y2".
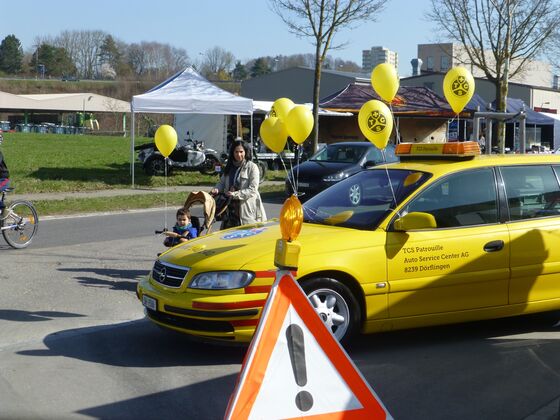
[{"x1": 301, "y1": 277, "x2": 360, "y2": 343}]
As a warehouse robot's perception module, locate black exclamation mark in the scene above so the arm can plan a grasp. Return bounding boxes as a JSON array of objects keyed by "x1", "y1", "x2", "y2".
[{"x1": 286, "y1": 324, "x2": 314, "y2": 412}]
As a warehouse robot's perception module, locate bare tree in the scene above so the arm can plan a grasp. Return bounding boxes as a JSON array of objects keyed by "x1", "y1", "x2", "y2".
[
  {"x1": 125, "y1": 41, "x2": 188, "y2": 80},
  {"x1": 200, "y1": 46, "x2": 235, "y2": 80},
  {"x1": 427, "y1": 0, "x2": 560, "y2": 151},
  {"x1": 269, "y1": 0, "x2": 386, "y2": 152},
  {"x1": 55, "y1": 30, "x2": 107, "y2": 79}
]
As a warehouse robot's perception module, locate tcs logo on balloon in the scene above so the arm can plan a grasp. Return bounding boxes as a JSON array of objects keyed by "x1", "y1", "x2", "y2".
[
  {"x1": 451, "y1": 76, "x2": 470, "y2": 97},
  {"x1": 367, "y1": 110, "x2": 387, "y2": 133}
]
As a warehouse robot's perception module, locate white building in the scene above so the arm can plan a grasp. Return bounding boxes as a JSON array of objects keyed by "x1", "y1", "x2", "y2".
[{"x1": 362, "y1": 46, "x2": 398, "y2": 74}]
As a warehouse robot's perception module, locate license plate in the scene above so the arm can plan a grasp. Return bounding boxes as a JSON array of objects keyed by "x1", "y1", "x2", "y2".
[
  {"x1": 142, "y1": 295, "x2": 157, "y2": 311},
  {"x1": 298, "y1": 182, "x2": 310, "y2": 188}
]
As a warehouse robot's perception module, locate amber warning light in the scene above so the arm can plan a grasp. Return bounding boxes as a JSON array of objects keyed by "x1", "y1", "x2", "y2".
[{"x1": 395, "y1": 141, "x2": 481, "y2": 157}]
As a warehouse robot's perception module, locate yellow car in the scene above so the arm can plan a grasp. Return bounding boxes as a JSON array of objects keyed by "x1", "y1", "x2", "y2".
[{"x1": 137, "y1": 142, "x2": 560, "y2": 343}]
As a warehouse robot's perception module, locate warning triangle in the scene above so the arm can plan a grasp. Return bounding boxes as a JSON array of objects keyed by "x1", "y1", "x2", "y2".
[{"x1": 225, "y1": 272, "x2": 391, "y2": 420}]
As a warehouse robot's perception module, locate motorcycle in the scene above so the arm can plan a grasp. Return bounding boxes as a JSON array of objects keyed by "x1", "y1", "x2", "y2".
[{"x1": 136, "y1": 131, "x2": 222, "y2": 176}]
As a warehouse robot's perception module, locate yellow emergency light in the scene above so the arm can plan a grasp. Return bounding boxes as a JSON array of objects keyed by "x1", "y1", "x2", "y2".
[
  {"x1": 395, "y1": 141, "x2": 481, "y2": 157},
  {"x1": 275, "y1": 195, "x2": 303, "y2": 270}
]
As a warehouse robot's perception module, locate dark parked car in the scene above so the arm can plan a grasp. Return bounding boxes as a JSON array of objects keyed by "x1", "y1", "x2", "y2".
[{"x1": 285, "y1": 141, "x2": 398, "y2": 200}]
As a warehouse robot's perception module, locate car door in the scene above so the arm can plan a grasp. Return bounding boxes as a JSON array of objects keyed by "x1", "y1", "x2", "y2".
[
  {"x1": 385, "y1": 167, "x2": 510, "y2": 318},
  {"x1": 501, "y1": 164, "x2": 560, "y2": 304}
]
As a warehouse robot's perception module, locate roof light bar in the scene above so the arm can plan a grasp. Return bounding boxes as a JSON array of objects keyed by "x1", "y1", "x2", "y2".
[{"x1": 395, "y1": 141, "x2": 481, "y2": 157}]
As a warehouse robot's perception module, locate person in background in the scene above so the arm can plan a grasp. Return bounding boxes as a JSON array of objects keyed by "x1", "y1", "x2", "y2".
[
  {"x1": 163, "y1": 208, "x2": 198, "y2": 247},
  {"x1": 0, "y1": 133, "x2": 10, "y2": 193},
  {"x1": 211, "y1": 139, "x2": 267, "y2": 229}
]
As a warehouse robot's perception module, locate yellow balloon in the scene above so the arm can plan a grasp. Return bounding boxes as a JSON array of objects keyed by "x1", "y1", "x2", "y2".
[
  {"x1": 371, "y1": 63, "x2": 399, "y2": 103},
  {"x1": 270, "y1": 98, "x2": 294, "y2": 121},
  {"x1": 259, "y1": 117, "x2": 287, "y2": 153},
  {"x1": 285, "y1": 105, "x2": 313, "y2": 144},
  {"x1": 280, "y1": 195, "x2": 303, "y2": 242},
  {"x1": 443, "y1": 66, "x2": 475, "y2": 114},
  {"x1": 358, "y1": 100, "x2": 393, "y2": 149},
  {"x1": 154, "y1": 124, "x2": 178, "y2": 158}
]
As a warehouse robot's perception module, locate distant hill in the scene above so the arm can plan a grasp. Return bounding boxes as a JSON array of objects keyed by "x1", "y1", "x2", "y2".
[{"x1": 0, "y1": 78, "x2": 241, "y2": 102}]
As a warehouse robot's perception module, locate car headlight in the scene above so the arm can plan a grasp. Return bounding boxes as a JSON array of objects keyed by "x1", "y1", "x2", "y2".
[
  {"x1": 189, "y1": 271, "x2": 254, "y2": 290},
  {"x1": 323, "y1": 172, "x2": 349, "y2": 182}
]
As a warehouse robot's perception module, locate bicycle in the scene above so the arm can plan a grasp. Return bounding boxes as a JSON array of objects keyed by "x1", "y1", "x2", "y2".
[{"x1": 0, "y1": 187, "x2": 39, "y2": 249}]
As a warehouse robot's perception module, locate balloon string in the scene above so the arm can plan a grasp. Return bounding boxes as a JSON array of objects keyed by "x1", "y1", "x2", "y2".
[
  {"x1": 382, "y1": 149, "x2": 398, "y2": 211},
  {"x1": 280, "y1": 144, "x2": 298, "y2": 197},
  {"x1": 389, "y1": 103, "x2": 400, "y2": 144},
  {"x1": 164, "y1": 157, "x2": 168, "y2": 230}
]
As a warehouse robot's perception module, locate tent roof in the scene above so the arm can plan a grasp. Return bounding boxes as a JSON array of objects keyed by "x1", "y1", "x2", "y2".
[
  {"x1": 320, "y1": 82, "x2": 474, "y2": 117},
  {"x1": 0, "y1": 91, "x2": 129, "y2": 113},
  {"x1": 132, "y1": 66, "x2": 253, "y2": 115},
  {"x1": 467, "y1": 93, "x2": 554, "y2": 125}
]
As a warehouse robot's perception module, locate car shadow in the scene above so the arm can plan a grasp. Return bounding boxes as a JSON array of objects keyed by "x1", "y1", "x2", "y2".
[
  {"x1": 0, "y1": 309, "x2": 85, "y2": 322},
  {"x1": 58, "y1": 267, "x2": 149, "y2": 292},
  {"x1": 16, "y1": 319, "x2": 247, "y2": 368}
]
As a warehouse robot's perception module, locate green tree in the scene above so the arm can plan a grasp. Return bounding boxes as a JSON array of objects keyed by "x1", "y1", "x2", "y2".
[
  {"x1": 35, "y1": 43, "x2": 76, "y2": 77},
  {"x1": 98, "y1": 35, "x2": 121, "y2": 77},
  {"x1": 232, "y1": 61, "x2": 248, "y2": 80},
  {"x1": 250, "y1": 57, "x2": 271, "y2": 78},
  {"x1": 270, "y1": 0, "x2": 386, "y2": 153},
  {"x1": 0, "y1": 35, "x2": 23, "y2": 74}
]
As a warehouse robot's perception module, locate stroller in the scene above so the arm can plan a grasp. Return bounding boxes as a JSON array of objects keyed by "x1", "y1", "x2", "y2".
[
  {"x1": 157, "y1": 191, "x2": 230, "y2": 249},
  {"x1": 184, "y1": 191, "x2": 232, "y2": 233},
  {"x1": 182, "y1": 191, "x2": 219, "y2": 235}
]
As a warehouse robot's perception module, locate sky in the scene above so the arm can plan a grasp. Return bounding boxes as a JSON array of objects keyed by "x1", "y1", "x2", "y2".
[{"x1": 1, "y1": 0, "x2": 440, "y2": 77}]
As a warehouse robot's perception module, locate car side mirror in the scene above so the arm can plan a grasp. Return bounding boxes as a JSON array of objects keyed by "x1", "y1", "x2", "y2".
[
  {"x1": 363, "y1": 160, "x2": 377, "y2": 169},
  {"x1": 393, "y1": 212, "x2": 437, "y2": 231}
]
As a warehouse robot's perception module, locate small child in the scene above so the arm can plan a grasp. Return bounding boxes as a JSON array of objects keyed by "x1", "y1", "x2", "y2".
[{"x1": 163, "y1": 208, "x2": 198, "y2": 247}]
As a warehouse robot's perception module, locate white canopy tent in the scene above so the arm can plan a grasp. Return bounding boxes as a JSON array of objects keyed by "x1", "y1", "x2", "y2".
[{"x1": 130, "y1": 66, "x2": 253, "y2": 185}]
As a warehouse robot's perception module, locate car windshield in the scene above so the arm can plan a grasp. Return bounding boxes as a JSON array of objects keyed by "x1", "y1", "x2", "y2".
[
  {"x1": 303, "y1": 169, "x2": 431, "y2": 230},
  {"x1": 310, "y1": 144, "x2": 367, "y2": 164}
]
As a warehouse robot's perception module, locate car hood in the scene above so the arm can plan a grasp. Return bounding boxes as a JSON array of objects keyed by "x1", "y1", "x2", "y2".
[
  {"x1": 159, "y1": 220, "x2": 376, "y2": 271},
  {"x1": 291, "y1": 161, "x2": 360, "y2": 180}
]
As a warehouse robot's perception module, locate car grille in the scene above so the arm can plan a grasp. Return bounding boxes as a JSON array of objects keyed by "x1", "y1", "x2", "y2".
[
  {"x1": 146, "y1": 309, "x2": 234, "y2": 333},
  {"x1": 151, "y1": 260, "x2": 189, "y2": 288}
]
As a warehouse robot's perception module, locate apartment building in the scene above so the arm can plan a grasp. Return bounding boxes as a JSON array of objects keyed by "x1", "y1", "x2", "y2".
[{"x1": 362, "y1": 46, "x2": 398, "y2": 74}]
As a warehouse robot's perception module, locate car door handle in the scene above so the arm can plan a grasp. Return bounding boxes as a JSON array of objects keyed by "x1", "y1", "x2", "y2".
[{"x1": 484, "y1": 240, "x2": 504, "y2": 252}]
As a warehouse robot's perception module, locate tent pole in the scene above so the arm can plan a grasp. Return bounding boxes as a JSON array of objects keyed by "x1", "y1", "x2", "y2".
[{"x1": 131, "y1": 110, "x2": 135, "y2": 188}]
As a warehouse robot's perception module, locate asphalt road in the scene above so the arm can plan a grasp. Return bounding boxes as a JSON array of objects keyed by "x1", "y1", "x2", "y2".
[{"x1": 1, "y1": 201, "x2": 560, "y2": 419}]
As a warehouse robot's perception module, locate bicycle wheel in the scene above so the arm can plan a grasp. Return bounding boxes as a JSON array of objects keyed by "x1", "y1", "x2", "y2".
[{"x1": 1, "y1": 200, "x2": 39, "y2": 249}]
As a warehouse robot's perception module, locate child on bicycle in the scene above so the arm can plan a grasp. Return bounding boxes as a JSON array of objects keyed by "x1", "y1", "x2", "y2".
[
  {"x1": 163, "y1": 208, "x2": 198, "y2": 247},
  {"x1": 0, "y1": 133, "x2": 9, "y2": 193}
]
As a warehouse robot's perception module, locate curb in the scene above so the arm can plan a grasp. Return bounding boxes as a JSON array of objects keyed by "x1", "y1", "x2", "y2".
[{"x1": 8, "y1": 181, "x2": 285, "y2": 202}]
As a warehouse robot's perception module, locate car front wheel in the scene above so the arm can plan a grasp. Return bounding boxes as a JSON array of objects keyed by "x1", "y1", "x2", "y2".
[{"x1": 301, "y1": 277, "x2": 360, "y2": 343}]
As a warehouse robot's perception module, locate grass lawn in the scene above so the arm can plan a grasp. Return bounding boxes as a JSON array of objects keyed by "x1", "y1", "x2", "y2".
[{"x1": 1, "y1": 132, "x2": 287, "y2": 215}]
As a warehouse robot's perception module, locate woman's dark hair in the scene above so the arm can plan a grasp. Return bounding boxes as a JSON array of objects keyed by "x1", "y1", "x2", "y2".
[{"x1": 223, "y1": 139, "x2": 251, "y2": 175}]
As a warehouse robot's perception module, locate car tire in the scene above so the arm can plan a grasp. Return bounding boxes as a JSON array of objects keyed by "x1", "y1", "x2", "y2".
[
  {"x1": 301, "y1": 277, "x2": 360, "y2": 344},
  {"x1": 348, "y1": 183, "x2": 362, "y2": 206},
  {"x1": 145, "y1": 156, "x2": 170, "y2": 176}
]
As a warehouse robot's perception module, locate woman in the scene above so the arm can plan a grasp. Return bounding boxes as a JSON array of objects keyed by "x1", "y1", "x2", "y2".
[{"x1": 211, "y1": 139, "x2": 267, "y2": 229}]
